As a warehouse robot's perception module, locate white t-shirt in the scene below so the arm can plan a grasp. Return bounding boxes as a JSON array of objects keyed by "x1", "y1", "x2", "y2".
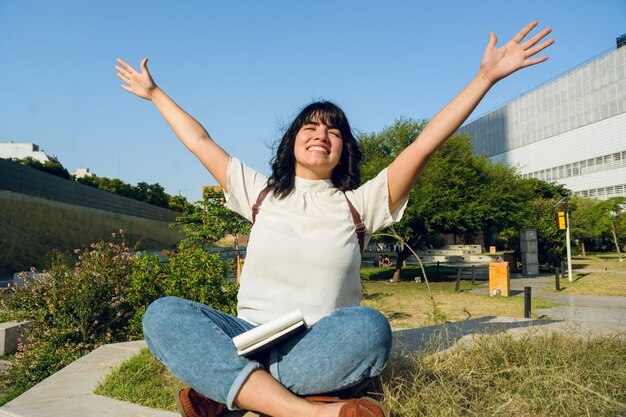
[{"x1": 224, "y1": 157, "x2": 407, "y2": 325}]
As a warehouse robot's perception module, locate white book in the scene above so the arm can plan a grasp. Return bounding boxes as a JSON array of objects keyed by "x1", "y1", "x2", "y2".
[{"x1": 233, "y1": 309, "x2": 307, "y2": 357}]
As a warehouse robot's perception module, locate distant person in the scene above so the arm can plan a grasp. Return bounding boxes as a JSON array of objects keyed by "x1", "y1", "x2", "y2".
[
  {"x1": 116, "y1": 21, "x2": 553, "y2": 417},
  {"x1": 373, "y1": 255, "x2": 382, "y2": 268},
  {"x1": 381, "y1": 254, "x2": 391, "y2": 267}
]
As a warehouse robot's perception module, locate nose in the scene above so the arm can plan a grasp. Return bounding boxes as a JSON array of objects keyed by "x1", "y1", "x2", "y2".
[{"x1": 315, "y1": 126, "x2": 330, "y2": 142}]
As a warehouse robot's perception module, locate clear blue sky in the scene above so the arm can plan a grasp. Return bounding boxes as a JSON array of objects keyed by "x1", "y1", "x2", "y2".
[{"x1": 1, "y1": 0, "x2": 624, "y2": 202}]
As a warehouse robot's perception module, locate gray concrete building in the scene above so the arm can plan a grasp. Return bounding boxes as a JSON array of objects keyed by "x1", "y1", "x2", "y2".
[{"x1": 460, "y1": 37, "x2": 626, "y2": 200}]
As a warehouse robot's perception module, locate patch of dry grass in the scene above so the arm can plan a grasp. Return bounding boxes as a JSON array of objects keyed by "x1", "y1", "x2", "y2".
[{"x1": 381, "y1": 331, "x2": 626, "y2": 416}]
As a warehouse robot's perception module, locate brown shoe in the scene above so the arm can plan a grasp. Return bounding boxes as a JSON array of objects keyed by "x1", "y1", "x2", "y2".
[
  {"x1": 176, "y1": 387, "x2": 226, "y2": 417},
  {"x1": 306, "y1": 396, "x2": 389, "y2": 417}
]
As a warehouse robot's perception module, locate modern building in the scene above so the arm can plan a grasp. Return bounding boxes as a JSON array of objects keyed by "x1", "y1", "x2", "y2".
[
  {"x1": 459, "y1": 36, "x2": 626, "y2": 200},
  {"x1": 0, "y1": 141, "x2": 62, "y2": 165}
]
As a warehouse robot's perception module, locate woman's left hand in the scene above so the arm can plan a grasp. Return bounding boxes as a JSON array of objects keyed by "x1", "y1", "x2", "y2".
[{"x1": 479, "y1": 21, "x2": 554, "y2": 85}]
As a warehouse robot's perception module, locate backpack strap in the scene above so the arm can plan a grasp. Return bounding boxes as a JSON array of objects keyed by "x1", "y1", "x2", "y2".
[
  {"x1": 343, "y1": 193, "x2": 366, "y2": 255},
  {"x1": 252, "y1": 186, "x2": 272, "y2": 224},
  {"x1": 251, "y1": 186, "x2": 365, "y2": 255}
]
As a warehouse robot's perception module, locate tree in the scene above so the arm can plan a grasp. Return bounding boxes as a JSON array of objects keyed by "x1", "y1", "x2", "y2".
[
  {"x1": 134, "y1": 182, "x2": 169, "y2": 208},
  {"x1": 570, "y1": 196, "x2": 626, "y2": 258},
  {"x1": 570, "y1": 197, "x2": 606, "y2": 256},
  {"x1": 168, "y1": 194, "x2": 194, "y2": 213},
  {"x1": 78, "y1": 175, "x2": 188, "y2": 212},
  {"x1": 359, "y1": 118, "x2": 572, "y2": 279},
  {"x1": 12, "y1": 157, "x2": 71, "y2": 180},
  {"x1": 172, "y1": 188, "x2": 251, "y2": 250},
  {"x1": 601, "y1": 197, "x2": 626, "y2": 260},
  {"x1": 359, "y1": 118, "x2": 535, "y2": 280}
]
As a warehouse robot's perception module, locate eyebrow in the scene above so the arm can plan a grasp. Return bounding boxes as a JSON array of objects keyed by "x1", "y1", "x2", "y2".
[{"x1": 303, "y1": 120, "x2": 339, "y2": 130}]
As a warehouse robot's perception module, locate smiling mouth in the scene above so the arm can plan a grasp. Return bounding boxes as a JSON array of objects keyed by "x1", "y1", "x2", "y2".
[{"x1": 307, "y1": 145, "x2": 330, "y2": 154}]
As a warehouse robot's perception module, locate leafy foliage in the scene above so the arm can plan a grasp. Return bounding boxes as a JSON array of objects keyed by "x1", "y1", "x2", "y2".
[
  {"x1": 570, "y1": 196, "x2": 626, "y2": 255},
  {"x1": 77, "y1": 175, "x2": 191, "y2": 212},
  {"x1": 127, "y1": 242, "x2": 237, "y2": 336},
  {"x1": 358, "y1": 118, "x2": 571, "y2": 273},
  {"x1": 172, "y1": 188, "x2": 251, "y2": 248},
  {"x1": 12, "y1": 157, "x2": 71, "y2": 180},
  {"x1": 0, "y1": 231, "x2": 236, "y2": 394}
]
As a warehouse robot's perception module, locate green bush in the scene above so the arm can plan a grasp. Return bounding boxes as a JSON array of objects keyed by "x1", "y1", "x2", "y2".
[
  {"x1": 127, "y1": 241, "x2": 237, "y2": 337},
  {"x1": 0, "y1": 231, "x2": 236, "y2": 400}
]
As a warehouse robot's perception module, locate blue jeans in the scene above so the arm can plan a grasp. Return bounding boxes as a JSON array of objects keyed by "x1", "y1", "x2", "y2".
[{"x1": 143, "y1": 296, "x2": 392, "y2": 410}]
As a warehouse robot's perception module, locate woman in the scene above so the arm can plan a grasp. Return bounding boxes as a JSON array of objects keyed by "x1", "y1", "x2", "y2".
[{"x1": 116, "y1": 21, "x2": 553, "y2": 417}]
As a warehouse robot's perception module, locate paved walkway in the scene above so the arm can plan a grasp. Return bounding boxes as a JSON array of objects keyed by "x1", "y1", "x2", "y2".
[{"x1": 470, "y1": 274, "x2": 626, "y2": 334}]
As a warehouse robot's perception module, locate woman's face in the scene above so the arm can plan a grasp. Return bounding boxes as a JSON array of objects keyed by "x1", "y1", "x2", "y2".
[{"x1": 293, "y1": 118, "x2": 343, "y2": 180}]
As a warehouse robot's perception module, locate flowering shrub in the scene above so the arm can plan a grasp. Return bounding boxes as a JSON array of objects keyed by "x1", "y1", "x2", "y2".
[{"x1": 0, "y1": 231, "x2": 236, "y2": 394}]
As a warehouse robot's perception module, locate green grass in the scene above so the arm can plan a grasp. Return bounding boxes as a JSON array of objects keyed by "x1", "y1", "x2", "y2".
[
  {"x1": 98, "y1": 332, "x2": 626, "y2": 416},
  {"x1": 0, "y1": 192, "x2": 182, "y2": 277},
  {"x1": 572, "y1": 252, "x2": 626, "y2": 272},
  {"x1": 94, "y1": 348, "x2": 185, "y2": 411},
  {"x1": 360, "y1": 266, "x2": 559, "y2": 329}
]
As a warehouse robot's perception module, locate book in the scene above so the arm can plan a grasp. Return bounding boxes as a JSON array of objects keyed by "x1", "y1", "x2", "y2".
[{"x1": 233, "y1": 309, "x2": 307, "y2": 357}]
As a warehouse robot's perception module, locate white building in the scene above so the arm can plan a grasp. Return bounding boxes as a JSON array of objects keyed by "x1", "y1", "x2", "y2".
[
  {"x1": 0, "y1": 142, "x2": 62, "y2": 166},
  {"x1": 72, "y1": 167, "x2": 94, "y2": 178},
  {"x1": 459, "y1": 37, "x2": 626, "y2": 200}
]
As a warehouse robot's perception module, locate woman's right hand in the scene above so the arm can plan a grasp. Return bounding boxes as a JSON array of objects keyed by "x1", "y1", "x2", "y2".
[{"x1": 115, "y1": 58, "x2": 157, "y2": 100}]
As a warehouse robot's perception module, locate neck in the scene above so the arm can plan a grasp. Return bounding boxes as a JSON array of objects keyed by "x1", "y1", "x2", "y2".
[{"x1": 295, "y1": 165, "x2": 332, "y2": 180}]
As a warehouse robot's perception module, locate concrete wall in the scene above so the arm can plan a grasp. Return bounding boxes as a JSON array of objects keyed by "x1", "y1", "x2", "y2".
[{"x1": 0, "y1": 157, "x2": 179, "y2": 222}]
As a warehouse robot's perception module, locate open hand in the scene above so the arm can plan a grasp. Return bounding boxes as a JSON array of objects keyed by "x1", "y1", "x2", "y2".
[
  {"x1": 480, "y1": 21, "x2": 554, "y2": 85},
  {"x1": 115, "y1": 58, "x2": 157, "y2": 100}
]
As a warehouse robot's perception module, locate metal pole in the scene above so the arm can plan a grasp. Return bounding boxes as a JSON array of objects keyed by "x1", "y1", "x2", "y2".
[
  {"x1": 555, "y1": 267, "x2": 560, "y2": 291},
  {"x1": 471, "y1": 265, "x2": 476, "y2": 286},
  {"x1": 436, "y1": 261, "x2": 440, "y2": 278},
  {"x1": 524, "y1": 286, "x2": 532, "y2": 318},
  {"x1": 455, "y1": 268, "x2": 461, "y2": 292},
  {"x1": 565, "y1": 208, "x2": 573, "y2": 282}
]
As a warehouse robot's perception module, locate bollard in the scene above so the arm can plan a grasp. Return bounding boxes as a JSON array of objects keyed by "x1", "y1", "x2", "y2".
[
  {"x1": 555, "y1": 267, "x2": 561, "y2": 291},
  {"x1": 455, "y1": 268, "x2": 462, "y2": 292},
  {"x1": 471, "y1": 265, "x2": 476, "y2": 286},
  {"x1": 524, "y1": 286, "x2": 532, "y2": 318},
  {"x1": 436, "y1": 261, "x2": 440, "y2": 278}
]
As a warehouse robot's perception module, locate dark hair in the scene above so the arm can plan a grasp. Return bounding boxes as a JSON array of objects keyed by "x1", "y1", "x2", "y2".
[{"x1": 269, "y1": 101, "x2": 362, "y2": 198}]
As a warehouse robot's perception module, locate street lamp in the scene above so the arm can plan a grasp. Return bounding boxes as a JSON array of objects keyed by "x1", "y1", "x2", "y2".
[{"x1": 556, "y1": 196, "x2": 573, "y2": 282}]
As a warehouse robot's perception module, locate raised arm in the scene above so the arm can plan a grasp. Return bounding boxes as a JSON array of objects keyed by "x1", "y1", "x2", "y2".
[
  {"x1": 115, "y1": 58, "x2": 230, "y2": 189},
  {"x1": 386, "y1": 21, "x2": 554, "y2": 212}
]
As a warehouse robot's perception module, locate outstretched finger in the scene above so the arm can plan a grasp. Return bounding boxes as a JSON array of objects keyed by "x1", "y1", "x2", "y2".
[
  {"x1": 114, "y1": 65, "x2": 131, "y2": 79},
  {"x1": 524, "y1": 38, "x2": 555, "y2": 58},
  {"x1": 523, "y1": 55, "x2": 549, "y2": 68},
  {"x1": 116, "y1": 72, "x2": 130, "y2": 85},
  {"x1": 512, "y1": 21, "x2": 539, "y2": 44},
  {"x1": 116, "y1": 58, "x2": 137, "y2": 75},
  {"x1": 521, "y1": 27, "x2": 552, "y2": 50}
]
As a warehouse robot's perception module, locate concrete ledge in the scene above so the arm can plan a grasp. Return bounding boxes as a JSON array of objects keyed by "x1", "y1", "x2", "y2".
[
  {"x1": 0, "y1": 341, "x2": 178, "y2": 417},
  {"x1": 0, "y1": 322, "x2": 29, "y2": 356}
]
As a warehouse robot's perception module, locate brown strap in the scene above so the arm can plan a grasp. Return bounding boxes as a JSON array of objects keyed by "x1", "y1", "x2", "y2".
[
  {"x1": 252, "y1": 186, "x2": 272, "y2": 224},
  {"x1": 343, "y1": 193, "x2": 366, "y2": 255},
  {"x1": 251, "y1": 186, "x2": 365, "y2": 255}
]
